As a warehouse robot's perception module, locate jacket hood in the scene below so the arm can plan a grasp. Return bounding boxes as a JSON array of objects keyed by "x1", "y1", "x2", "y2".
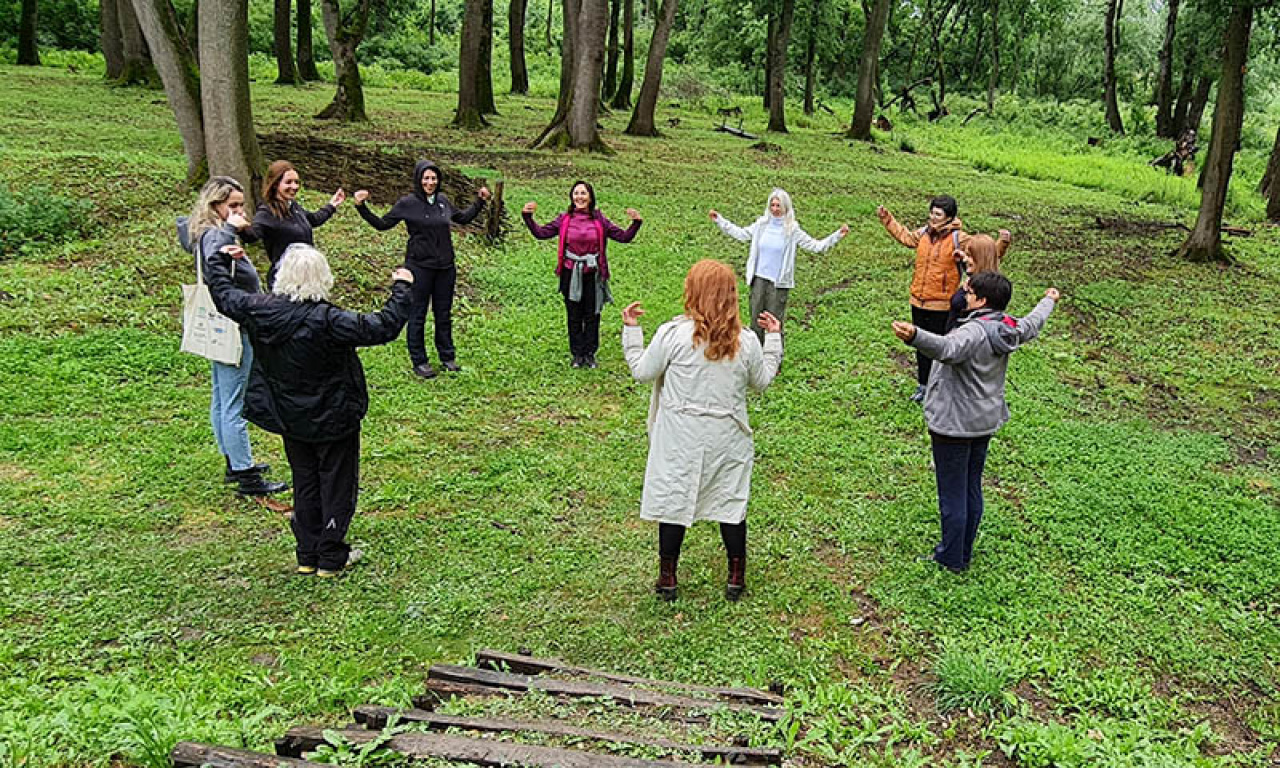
[
  {"x1": 256, "y1": 299, "x2": 324, "y2": 346},
  {"x1": 176, "y1": 216, "x2": 193, "y2": 253},
  {"x1": 413, "y1": 160, "x2": 441, "y2": 202},
  {"x1": 964, "y1": 308, "x2": 1021, "y2": 355}
]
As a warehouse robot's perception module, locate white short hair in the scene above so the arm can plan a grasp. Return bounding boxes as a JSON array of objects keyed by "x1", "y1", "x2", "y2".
[{"x1": 273, "y1": 244, "x2": 333, "y2": 303}]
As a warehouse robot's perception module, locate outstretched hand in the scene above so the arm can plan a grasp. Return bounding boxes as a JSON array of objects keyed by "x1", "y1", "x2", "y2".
[
  {"x1": 621, "y1": 301, "x2": 645, "y2": 327},
  {"x1": 709, "y1": 209, "x2": 719, "y2": 221},
  {"x1": 876, "y1": 205, "x2": 890, "y2": 221},
  {"x1": 522, "y1": 201, "x2": 537, "y2": 215},
  {"x1": 625, "y1": 208, "x2": 641, "y2": 221},
  {"x1": 892, "y1": 321, "x2": 917, "y2": 342},
  {"x1": 1045, "y1": 288, "x2": 1060, "y2": 301},
  {"x1": 353, "y1": 189, "x2": 370, "y2": 204},
  {"x1": 330, "y1": 188, "x2": 347, "y2": 207},
  {"x1": 758, "y1": 311, "x2": 781, "y2": 334},
  {"x1": 838, "y1": 224, "x2": 850, "y2": 236},
  {"x1": 392, "y1": 267, "x2": 414, "y2": 284},
  {"x1": 478, "y1": 186, "x2": 492, "y2": 201}
]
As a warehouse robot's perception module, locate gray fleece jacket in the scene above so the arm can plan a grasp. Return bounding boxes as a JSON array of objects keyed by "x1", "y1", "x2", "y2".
[{"x1": 908, "y1": 296, "x2": 1056, "y2": 438}]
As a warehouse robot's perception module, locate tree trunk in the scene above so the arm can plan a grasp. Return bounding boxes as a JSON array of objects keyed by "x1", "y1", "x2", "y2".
[
  {"x1": 455, "y1": 0, "x2": 489, "y2": 128},
  {"x1": 198, "y1": 0, "x2": 264, "y2": 202},
  {"x1": 316, "y1": 0, "x2": 371, "y2": 121},
  {"x1": 274, "y1": 0, "x2": 299, "y2": 84},
  {"x1": 1187, "y1": 74, "x2": 1212, "y2": 134},
  {"x1": 985, "y1": 0, "x2": 999, "y2": 111},
  {"x1": 766, "y1": 0, "x2": 794, "y2": 132},
  {"x1": 604, "y1": 0, "x2": 620, "y2": 100},
  {"x1": 623, "y1": 0, "x2": 676, "y2": 136},
  {"x1": 1153, "y1": 0, "x2": 1178, "y2": 137},
  {"x1": 802, "y1": 0, "x2": 818, "y2": 115},
  {"x1": 763, "y1": 12, "x2": 773, "y2": 110},
  {"x1": 102, "y1": 0, "x2": 126, "y2": 78},
  {"x1": 118, "y1": 0, "x2": 157, "y2": 84},
  {"x1": 1171, "y1": 44, "x2": 1195, "y2": 136},
  {"x1": 185, "y1": 0, "x2": 198, "y2": 66},
  {"x1": 295, "y1": 0, "x2": 318, "y2": 79},
  {"x1": 130, "y1": 0, "x2": 206, "y2": 182},
  {"x1": 848, "y1": 0, "x2": 890, "y2": 139},
  {"x1": 546, "y1": 0, "x2": 553, "y2": 47},
  {"x1": 1176, "y1": 3, "x2": 1251, "y2": 264},
  {"x1": 430, "y1": 0, "x2": 437, "y2": 44},
  {"x1": 609, "y1": 0, "x2": 632, "y2": 109},
  {"x1": 18, "y1": 0, "x2": 39, "y2": 65},
  {"x1": 533, "y1": 0, "x2": 609, "y2": 150},
  {"x1": 1258, "y1": 122, "x2": 1279, "y2": 213},
  {"x1": 1102, "y1": 0, "x2": 1124, "y2": 133},
  {"x1": 479, "y1": 0, "x2": 498, "y2": 114},
  {"x1": 509, "y1": 0, "x2": 529, "y2": 93}
]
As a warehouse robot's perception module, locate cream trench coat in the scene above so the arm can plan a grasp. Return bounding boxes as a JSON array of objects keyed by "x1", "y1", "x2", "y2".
[{"x1": 622, "y1": 318, "x2": 782, "y2": 526}]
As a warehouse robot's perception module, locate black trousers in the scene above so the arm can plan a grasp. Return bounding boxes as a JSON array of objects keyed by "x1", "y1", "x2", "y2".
[
  {"x1": 658, "y1": 521, "x2": 747, "y2": 559},
  {"x1": 910, "y1": 306, "x2": 949, "y2": 385},
  {"x1": 929, "y1": 432, "x2": 991, "y2": 570},
  {"x1": 560, "y1": 270, "x2": 601, "y2": 357},
  {"x1": 284, "y1": 431, "x2": 360, "y2": 571},
  {"x1": 406, "y1": 263, "x2": 456, "y2": 366}
]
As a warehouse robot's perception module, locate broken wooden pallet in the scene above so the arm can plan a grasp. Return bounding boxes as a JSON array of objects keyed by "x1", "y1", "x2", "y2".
[{"x1": 172, "y1": 742, "x2": 327, "y2": 768}]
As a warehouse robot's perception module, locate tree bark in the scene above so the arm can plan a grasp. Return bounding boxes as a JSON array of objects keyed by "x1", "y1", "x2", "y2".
[
  {"x1": 609, "y1": 0, "x2": 633, "y2": 109},
  {"x1": 273, "y1": 0, "x2": 299, "y2": 84},
  {"x1": 533, "y1": 0, "x2": 609, "y2": 150},
  {"x1": 118, "y1": 0, "x2": 157, "y2": 84},
  {"x1": 604, "y1": 0, "x2": 620, "y2": 100},
  {"x1": 102, "y1": 0, "x2": 126, "y2": 78},
  {"x1": 766, "y1": 0, "x2": 794, "y2": 132},
  {"x1": 1153, "y1": 0, "x2": 1178, "y2": 137},
  {"x1": 430, "y1": 0, "x2": 437, "y2": 44},
  {"x1": 763, "y1": 12, "x2": 774, "y2": 110},
  {"x1": 848, "y1": 0, "x2": 890, "y2": 139},
  {"x1": 802, "y1": 0, "x2": 818, "y2": 115},
  {"x1": 546, "y1": 0, "x2": 554, "y2": 47},
  {"x1": 295, "y1": 0, "x2": 318, "y2": 79},
  {"x1": 985, "y1": 0, "x2": 999, "y2": 111},
  {"x1": 1171, "y1": 43, "x2": 1195, "y2": 136},
  {"x1": 198, "y1": 0, "x2": 264, "y2": 202},
  {"x1": 479, "y1": 0, "x2": 498, "y2": 114},
  {"x1": 18, "y1": 0, "x2": 39, "y2": 65},
  {"x1": 1177, "y1": 3, "x2": 1251, "y2": 264},
  {"x1": 623, "y1": 0, "x2": 676, "y2": 136},
  {"x1": 1102, "y1": 0, "x2": 1124, "y2": 133},
  {"x1": 455, "y1": 0, "x2": 489, "y2": 128},
  {"x1": 1187, "y1": 73, "x2": 1212, "y2": 134},
  {"x1": 130, "y1": 0, "x2": 206, "y2": 182},
  {"x1": 316, "y1": 0, "x2": 372, "y2": 121},
  {"x1": 1257, "y1": 122, "x2": 1280, "y2": 221},
  {"x1": 509, "y1": 0, "x2": 529, "y2": 93},
  {"x1": 185, "y1": 0, "x2": 198, "y2": 66}
]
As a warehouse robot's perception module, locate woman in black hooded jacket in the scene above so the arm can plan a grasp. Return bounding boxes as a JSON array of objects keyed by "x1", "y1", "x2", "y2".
[{"x1": 354, "y1": 160, "x2": 490, "y2": 379}]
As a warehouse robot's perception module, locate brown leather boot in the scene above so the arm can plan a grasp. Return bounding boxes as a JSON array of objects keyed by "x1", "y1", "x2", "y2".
[
  {"x1": 655, "y1": 557, "x2": 678, "y2": 601},
  {"x1": 725, "y1": 556, "x2": 746, "y2": 601}
]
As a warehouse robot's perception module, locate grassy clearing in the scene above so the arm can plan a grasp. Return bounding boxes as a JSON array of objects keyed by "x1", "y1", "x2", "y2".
[{"x1": 0, "y1": 66, "x2": 1278, "y2": 767}]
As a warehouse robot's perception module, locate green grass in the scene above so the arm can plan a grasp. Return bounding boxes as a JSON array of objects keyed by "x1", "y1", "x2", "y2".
[{"x1": 0, "y1": 65, "x2": 1278, "y2": 767}]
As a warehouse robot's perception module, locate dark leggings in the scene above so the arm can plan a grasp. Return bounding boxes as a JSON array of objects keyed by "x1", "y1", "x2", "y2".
[
  {"x1": 658, "y1": 521, "x2": 746, "y2": 559},
  {"x1": 910, "y1": 306, "x2": 950, "y2": 384}
]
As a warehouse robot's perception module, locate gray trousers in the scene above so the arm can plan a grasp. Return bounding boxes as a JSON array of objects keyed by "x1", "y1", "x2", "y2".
[{"x1": 748, "y1": 276, "x2": 789, "y2": 344}]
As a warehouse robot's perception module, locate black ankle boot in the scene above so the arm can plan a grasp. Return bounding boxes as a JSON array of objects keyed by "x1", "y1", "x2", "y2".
[
  {"x1": 725, "y1": 556, "x2": 746, "y2": 601},
  {"x1": 224, "y1": 457, "x2": 271, "y2": 483},
  {"x1": 655, "y1": 557, "x2": 678, "y2": 601},
  {"x1": 235, "y1": 468, "x2": 288, "y2": 496}
]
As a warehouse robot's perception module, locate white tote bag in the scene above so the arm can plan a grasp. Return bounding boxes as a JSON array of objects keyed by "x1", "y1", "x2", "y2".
[{"x1": 181, "y1": 246, "x2": 243, "y2": 366}]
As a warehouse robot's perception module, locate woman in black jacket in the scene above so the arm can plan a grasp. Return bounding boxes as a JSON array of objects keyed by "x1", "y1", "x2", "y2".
[
  {"x1": 353, "y1": 160, "x2": 489, "y2": 379},
  {"x1": 252, "y1": 160, "x2": 347, "y2": 288},
  {"x1": 205, "y1": 242, "x2": 413, "y2": 577}
]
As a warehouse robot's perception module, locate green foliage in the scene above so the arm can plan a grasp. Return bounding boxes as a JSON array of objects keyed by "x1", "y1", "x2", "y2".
[
  {"x1": 931, "y1": 644, "x2": 1021, "y2": 715},
  {"x1": 0, "y1": 183, "x2": 94, "y2": 258}
]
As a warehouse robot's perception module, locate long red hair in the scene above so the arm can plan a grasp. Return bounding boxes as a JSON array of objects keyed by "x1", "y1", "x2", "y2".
[
  {"x1": 684, "y1": 260, "x2": 742, "y2": 361},
  {"x1": 261, "y1": 160, "x2": 296, "y2": 219}
]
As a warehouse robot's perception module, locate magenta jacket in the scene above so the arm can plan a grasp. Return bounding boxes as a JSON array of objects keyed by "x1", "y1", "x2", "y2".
[{"x1": 523, "y1": 209, "x2": 642, "y2": 282}]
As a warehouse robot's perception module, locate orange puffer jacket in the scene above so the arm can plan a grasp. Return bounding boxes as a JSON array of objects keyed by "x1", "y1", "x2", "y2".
[{"x1": 880, "y1": 212, "x2": 969, "y2": 310}]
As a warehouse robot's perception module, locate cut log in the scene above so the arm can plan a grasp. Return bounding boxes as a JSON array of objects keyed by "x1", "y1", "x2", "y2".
[
  {"x1": 277, "y1": 726, "x2": 693, "y2": 768},
  {"x1": 475, "y1": 649, "x2": 784, "y2": 706},
  {"x1": 354, "y1": 705, "x2": 783, "y2": 765},
  {"x1": 171, "y1": 742, "x2": 329, "y2": 768},
  {"x1": 428, "y1": 664, "x2": 784, "y2": 721}
]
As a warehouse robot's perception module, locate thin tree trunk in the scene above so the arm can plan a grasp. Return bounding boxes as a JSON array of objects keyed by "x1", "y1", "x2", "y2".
[
  {"x1": 1154, "y1": 0, "x2": 1178, "y2": 137},
  {"x1": 455, "y1": 0, "x2": 489, "y2": 128},
  {"x1": 185, "y1": 0, "x2": 198, "y2": 65},
  {"x1": 848, "y1": 0, "x2": 889, "y2": 139},
  {"x1": 1102, "y1": 0, "x2": 1124, "y2": 133},
  {"x1": 316, "y1": 0, "x2": 371, "y2": 121},
  {"x1": 1264, "y1": 122, "x2": 1280, "y2": 221},
  {"x1": 295, "y1": 0, "x2": 318, "y2": 79},
  {"x1": 986, "y1": 0, "x2": 999, "y2": 111},
  {"x1": 1171, "y1": 44, "x2": 1195, "y2": 136},
  {"x1": 802, "y1": 0, "x2": 818, "y2": 115},
  {"x1": 623, "y1": 0, "x2": 676, "y2": 136},
  {"x1": 18, "y1": 0, "x2": 39, "y2": 65},
  {"x1": 766, "y1": 0, "x2": 794, "y2": 132},
  {"x1": 509, "y1": 0, "x2": 529, "y2": 93},
  {"x1": 479, "y1": 0, "x2": 497, "y2": 114},
  {"x1": 274, "y1": 0, "x2": 299, "y2": 84},
  {"x1": 118, "y1": 0, "x2": 157, "y2": 84},
  {"x1": 763, "y1": 11, "x2": 773, "y2": 110},
  {"x1": 609, "y1": 0, "x2": 632, "y2": 109},
  {"x1": 430, "y1": 0, "x2": 437, "y2": 44},
  {"x1": 1187, "y1": 74, "x2": 1212, "y2": 134},
  {"x1": 604, "y1": 0, "x2": 620, "y2": 100},
  {"x1": 199, "y1": 0, "x2": 264, "y2": 202},
  {"x1": 546, "y1": 0, "x2": 554, "y2": 47},
  {"x1": 130, "y1": 0, "x2": 206, "y2": 182},
  {"x1": 1176, "y1": 3, "x2": 1251, "y2": 264},
  {"x1": 102, "y1": 0, "x2": 126, "y2": 78},
  {"x1": 534, "y1": 0, "x2": 609, "y2": 150}
]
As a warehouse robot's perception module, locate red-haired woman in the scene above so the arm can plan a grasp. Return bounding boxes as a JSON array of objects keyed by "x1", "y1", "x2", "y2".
[
  {"x1": 252, "y1": 160, "x2": 346, "y2": 288},
  {"x1": 621, "y1": 260, "x2": 782, "y2": 602}
]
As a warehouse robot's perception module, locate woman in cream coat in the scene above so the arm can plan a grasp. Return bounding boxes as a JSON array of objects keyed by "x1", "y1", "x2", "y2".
[{"x1": 621, "y1": 260, "x2": 782, "y2": 602}]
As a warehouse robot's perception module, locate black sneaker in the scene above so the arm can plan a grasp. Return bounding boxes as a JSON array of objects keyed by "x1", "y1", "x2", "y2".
[
  {"x1": 225, "y1": 463, "x2": 270, "y2": 483},
  {"x1": 413, "y1": 362, "x2": 437, "y2": 379},
  {"x1": 440, "y1": 360, "x2": 462, "y2": 372},
  {"x1": 909, "y1": 385, "x2": 926, "y2": 403},
  {"x1": 236, "y1": 470, "x2": 288, "y2": 496},
  {"x1": 571, "y1": 356, "x2": 584, "y2": 368},
  {"x1": 584, "y1": 355, "x2": 599, "y2": 369}
]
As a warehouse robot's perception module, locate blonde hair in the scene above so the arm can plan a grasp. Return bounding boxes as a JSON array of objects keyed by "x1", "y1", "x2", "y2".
[
  {"x1": 964, "y1": 234, "x2": 1004, "y2": 275},
  {"x1": 756, "y1": 188, "x2": 796, "y2": 233},
  {"x1": 684, "y1": 260, "x2": 742, "y2": 362},
  {"x1": 273, "y1": 244, "x2": 333, "y2": 303},
  {"x1": 187, "y1": 176, "x2": 244, "y2": 247}
]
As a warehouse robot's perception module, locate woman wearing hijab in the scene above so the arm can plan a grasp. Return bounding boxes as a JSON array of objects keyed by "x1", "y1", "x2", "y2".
[
  {"x1": 252, "y1": 160, "x2": 347, "y2": 289},
  {"x1": 354, "y1": 161, "x2": 489, "y2": 379}
]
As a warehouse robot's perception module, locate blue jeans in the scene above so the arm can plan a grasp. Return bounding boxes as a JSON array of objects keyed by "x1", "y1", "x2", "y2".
[
  {"x1": 210, "y1": 330, "x2": 255, "y2": 471},
  {"x1": 929, "y1": 432, "x2": 991, "y2": 570}
]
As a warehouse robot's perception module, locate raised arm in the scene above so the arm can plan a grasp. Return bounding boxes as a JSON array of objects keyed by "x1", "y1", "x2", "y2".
[
  {"x1": 203, "y1": 244, "x2": 257, "y2": 326},
  {"x1": 325, "y1": 276, "x2": 414, "y2": 347},
  {"x1": 711, "y1": 211, "x2": 754, "y2": 243},
  {"x1": 877, "y1": 206, "x2": 921, "y2": 248},
  {"x1": 620, "y1": 302, "x2": 669, "y2": 382},
  {"x1": 795, "y1": 224, "x2": 849, "y2": 253},
  {"x1": 450, "y1": 193, "x2": 486, "y2": 225},
  {"x1": 305, "y1": 202, "x2": 337, "y2": 228},
  {"x1": 746, "y1": 332, "x2": 782, "y2": 391},
  {"x1": 522, "y1": 207, "x2": 562, "y2": 240},
  {"x1": 1014, "y1": 292, "x2": 1058, "y2": 344},
  {"x1": 603, "y1": 211, "x2": 642, "y2": 243},
  {"x1": 904, "y1": 323, "x2": 987, "y2": 366},
  {"x1": 354, "y1": 200, "x2": 403, "y2": 231}
]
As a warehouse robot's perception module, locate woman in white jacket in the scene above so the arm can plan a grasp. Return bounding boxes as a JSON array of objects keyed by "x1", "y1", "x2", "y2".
[
  {"x1": 621, "y1": 260, "x2": 783, "y2": 602},
  {"x1": 710, "y1": 188, "x2": 849, "y2": 342}
]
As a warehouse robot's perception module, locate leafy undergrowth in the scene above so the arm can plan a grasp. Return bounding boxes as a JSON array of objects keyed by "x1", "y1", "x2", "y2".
[{"x1": 0, "y1": 66, "x2": 1277, "y2": 767}]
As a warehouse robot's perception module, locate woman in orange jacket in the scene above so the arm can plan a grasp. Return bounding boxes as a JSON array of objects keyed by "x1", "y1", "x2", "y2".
[{"x1": 877, "y1": 195, "x2": 1008, "y2": 401}]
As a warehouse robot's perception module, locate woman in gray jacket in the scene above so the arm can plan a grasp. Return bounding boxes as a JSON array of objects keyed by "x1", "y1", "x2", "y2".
[{"x1": 893, "y1": 272, "x2": 1059, "y2": 573}]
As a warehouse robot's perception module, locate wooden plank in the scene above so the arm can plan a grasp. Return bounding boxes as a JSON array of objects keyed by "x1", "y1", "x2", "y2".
[
  {"x1": 475, "y1": 649, "x2": 784, "y2": 707},
  {"x1": 278, "y1": 726, "x2": 693, "y2": 768},
  {"x1": 171, "y1": 742, "x2": 330, "y2": 768},
  {"x1": 355, "y1": 705, "x2": 783, "y2": 765},
  {"x1": 414, "y1": 680, "x2": 712, "y2": 724},
  {"x1": 429, "y1": 664, "x2": 784, "y2": 722}
]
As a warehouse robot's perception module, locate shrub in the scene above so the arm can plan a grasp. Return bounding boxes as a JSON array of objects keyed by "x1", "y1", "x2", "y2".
[
  {"x1": 931, "y1": 644, "x2": 1021, "y2": 714},
  {"x1": 0, "y1": 184, "x2": 94, "y2": 258}
]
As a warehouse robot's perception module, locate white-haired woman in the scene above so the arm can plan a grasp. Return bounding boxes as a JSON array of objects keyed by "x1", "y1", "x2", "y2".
[
  {"x1": 709, "y1": 189, "x2": 849, "y2": 343},
  {"x1": 203, "y1": 243, "x2": 414, "y2": 577},
  {"x1": 178, "y1": 176, "x2": 288, "y2": 497}
]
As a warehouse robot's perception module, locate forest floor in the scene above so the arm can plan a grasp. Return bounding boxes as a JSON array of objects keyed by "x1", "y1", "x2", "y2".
[{"x1": 1, "y1": 65, "x2": 1278, "y2": 767}]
